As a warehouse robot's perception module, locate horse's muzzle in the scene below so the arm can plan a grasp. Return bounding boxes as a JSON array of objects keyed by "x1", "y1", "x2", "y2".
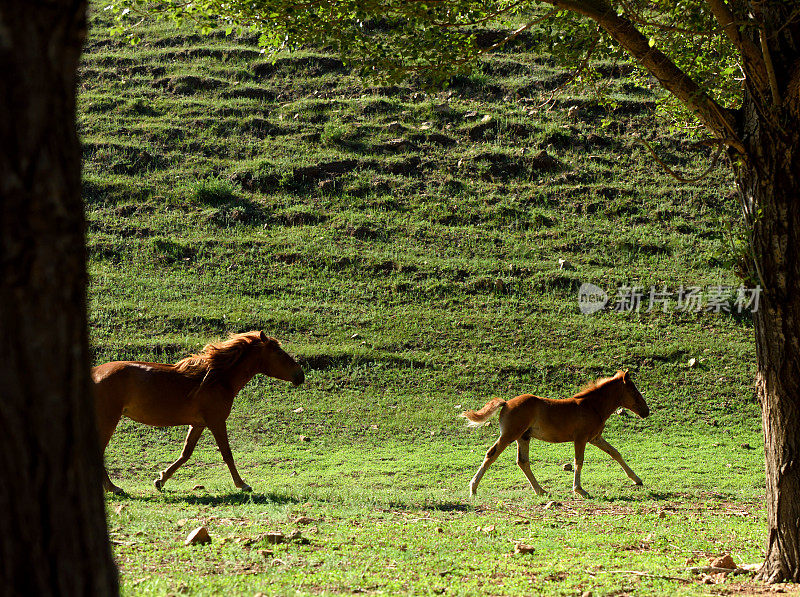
[
  {"x1": 639, "y1": 407, "x2": 650, "y2": 418},
  {"x1": 292, "y1": 369, "x2": 305, "y2": 386}
]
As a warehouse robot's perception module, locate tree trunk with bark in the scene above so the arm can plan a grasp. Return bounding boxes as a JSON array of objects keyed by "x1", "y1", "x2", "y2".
[
  {"x1": 746, "y1": 96, "x2": 800, "y2": 584},
  {"x1": 736, "y1": 3, "x2": 800, "y2": 581},
  {"x1": 0, "y1": 2, "x2": 118, "y2": 595}
]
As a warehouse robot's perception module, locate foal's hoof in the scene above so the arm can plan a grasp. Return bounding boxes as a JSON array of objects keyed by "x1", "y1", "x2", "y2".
[
  {"x1": 154, "y1": 478, "x2": 164, "y2": 492},
  {"x1": 573, "y1": 488, "x2": 591, "y2": 499},
  {"x1": 633, "y1": 478, "x2": 644, "y2": 486},
  {"x1": 109, "y1": 486, "x2": 126, "y2": 496},
  {"x1": 240, "y1": 483, "x2": 252, "y2": 493}
]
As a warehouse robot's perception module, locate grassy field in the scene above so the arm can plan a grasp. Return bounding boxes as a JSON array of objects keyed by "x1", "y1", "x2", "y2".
[{"x1": 80, "y1": 8, "x2": 786, "y2": 596}]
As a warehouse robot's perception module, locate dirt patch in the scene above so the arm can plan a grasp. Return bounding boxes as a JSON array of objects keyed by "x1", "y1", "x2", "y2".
[{"x1": 712, "y1": 582, "x2": 799, "y2": 596}]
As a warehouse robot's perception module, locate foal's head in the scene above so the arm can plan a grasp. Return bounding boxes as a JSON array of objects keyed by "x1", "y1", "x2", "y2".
[
  {"x1": 256, "y1": 331, "x2": 305, "y2": 386},
  {"x1": 616, "y1": 370, "x2": 649, "y2": 418}
]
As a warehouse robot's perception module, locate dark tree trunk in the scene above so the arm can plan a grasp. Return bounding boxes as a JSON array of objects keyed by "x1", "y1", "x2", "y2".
[
  {"x1": 0, "y1": 2, "x2": 118, "y2": 596},
  {"x1": 739, "y1": 4, "x2": 800, "y2": 583},
  {"x1": 746, "y1": 102, "x2": 800, "y2": 583}
]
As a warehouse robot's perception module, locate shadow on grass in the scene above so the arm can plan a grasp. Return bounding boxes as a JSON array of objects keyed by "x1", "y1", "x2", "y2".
[
  {"x1": 112, "y1": 490, "x2": 305, "y2": 506},
  {"x1": 384, "y1": 501, "x2": 472, "y2": 513},
  {"x1": 591, "y1": 489, "x2": 744, "y2": 503},
  {"x1": 109, "y1": 491, "x2": 477, "y2": 513}
]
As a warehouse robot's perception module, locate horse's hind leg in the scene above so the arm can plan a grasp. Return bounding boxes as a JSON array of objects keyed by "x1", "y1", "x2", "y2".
[
  {"x1": 590, "y1": 435, "x2": 643, "y2": 486},
  {"x1": 96, "y1": 400, "x2": 124, "y2": 494},
  {"x1": 154, "y1": 425, "x2": 205, "y2": 491},
  {"x1": 207, "y1": 421, "x2": 252, "y2": 492},
  {"x1": 469, "y1": 435, "x2": 512, "y2": 496},
  {"x1": 516, "y1": 433, "x2": 546, "y2": 496}
]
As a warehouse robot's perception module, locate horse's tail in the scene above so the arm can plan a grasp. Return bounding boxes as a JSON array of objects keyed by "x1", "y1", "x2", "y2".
[{"x1": 460, "y1": 398, "x2": 506, "y2": 427}]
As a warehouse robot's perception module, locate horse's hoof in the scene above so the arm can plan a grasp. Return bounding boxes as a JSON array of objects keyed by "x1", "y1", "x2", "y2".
[
  {"x1": 154, "y1": 479, "x2": 164, "y2": 492},
  {"x1": 240, "y1": 483, "x2": 252, "y2": 493},
  {"x1": 574, "y1": 488, "x2": 590, "y2": 499},
  {"x1": 109, "y1": 486, "x2": 126, "y2": 496},
  {"x1": 633, "y1": 479, "x2": 644, "y2": 486}
]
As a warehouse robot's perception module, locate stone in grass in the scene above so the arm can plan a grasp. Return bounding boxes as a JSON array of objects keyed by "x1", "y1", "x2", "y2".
[
  {"x1": 710, "y1": 554, "x2": 737, "y2": 570},
  {"x1": 185, "y1": 526, "x2": 211, "y2": 546},
  {"x1": 514, "y1": 542, "x2": 536, "y2": 554},
  {"x1": 265, "y1": 532, "x2": 287, "y2": 545},
  {"x1": 562, "y1": 462, "x2": 574, "y2": 471}
]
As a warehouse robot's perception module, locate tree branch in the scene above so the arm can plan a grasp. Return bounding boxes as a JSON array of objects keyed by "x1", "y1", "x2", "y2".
[
  {"x1": 705, "y1": 0, "x2": 772, "y2": 106},
  {"x1": 759, "y1": 26, "x2": 781, "y2": 106},
  {"x1": 705, "y1": 0, "x2": 765, "y2": 68},
  {"x1": 543, "y1": 0, "x2": 744, "y2": 151}
]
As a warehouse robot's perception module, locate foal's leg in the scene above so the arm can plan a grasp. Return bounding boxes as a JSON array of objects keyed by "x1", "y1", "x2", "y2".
[
  {"x1": 207, "y1": 421, "x2": 252, "y2": 492},
  {"x1": 516, "y1": 435, "x2": 546, "y2": 495},
  {"x1": 469, "y1": 436, "x2": 512, "y2": 496},
  {"x1": 154, "y1": 425, "x2": 205, "y2": 491},
  {"x1": 572, "y1": 440, "x2": 590, "y2": 498},
  {"x1": 590, "y1": 435, "x2": 643, "y2": 486}
]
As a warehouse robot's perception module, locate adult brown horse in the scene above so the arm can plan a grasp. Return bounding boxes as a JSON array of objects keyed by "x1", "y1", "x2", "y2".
[
  {"x1": 93, "y1": 331, "x2": 304, "y2": 494},
  {"x1": 461, "y1": 370, "x2": 649, "y2": 498}
]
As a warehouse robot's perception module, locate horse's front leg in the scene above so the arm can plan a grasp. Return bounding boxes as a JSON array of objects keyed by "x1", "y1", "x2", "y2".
[
  {"x1": 572, "y1": 440, "x2": 590, "y2": 498},
  {"x1": 207, "y1": 420, "x2": 251, "y2": 492},
  {"x1": 589, "y1": 435, "x2": 643, "y2": 485},
  {"x1": 154, "y1": 425, "x2": 205, "y2": 491}
]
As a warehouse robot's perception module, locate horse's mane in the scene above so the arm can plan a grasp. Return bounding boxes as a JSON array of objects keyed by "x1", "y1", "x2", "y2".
[
  {"x1": 174, "y1": 331, "x2": 269, "y2": 382},
  {"x1": 573, "y1": 375, "x2": 618, "y2": 398}
]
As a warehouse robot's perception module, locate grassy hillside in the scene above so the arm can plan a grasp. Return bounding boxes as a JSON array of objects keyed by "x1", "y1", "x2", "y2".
[{"x1": 80, "y1": 10, "x2": 773, "y2": 597}]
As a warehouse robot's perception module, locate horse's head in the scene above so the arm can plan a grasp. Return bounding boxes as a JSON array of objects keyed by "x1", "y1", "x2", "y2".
[
  {"x1": 256, "y1": 331, "x2": 304, "y2": 386},
  {"x1": 617, "y1": 370, "x2": 649, "y2": 418}
]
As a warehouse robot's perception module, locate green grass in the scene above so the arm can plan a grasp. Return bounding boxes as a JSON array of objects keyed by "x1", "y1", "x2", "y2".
[
  {"x1": 109, "y1": 429, "x2": 768, "y2": 597},
  {"x1": 78, "y1": 8, "x2": 785, "y2": 596}
]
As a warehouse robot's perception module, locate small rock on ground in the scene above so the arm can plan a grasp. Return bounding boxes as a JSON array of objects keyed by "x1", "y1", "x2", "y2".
[{"x1": 185, "y1": 526, "x2": 211, "y2": 545}]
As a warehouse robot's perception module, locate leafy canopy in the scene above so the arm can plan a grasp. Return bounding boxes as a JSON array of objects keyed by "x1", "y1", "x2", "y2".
[{"x1": 105, "y1": 0, "x2": 742, "y2": 123}]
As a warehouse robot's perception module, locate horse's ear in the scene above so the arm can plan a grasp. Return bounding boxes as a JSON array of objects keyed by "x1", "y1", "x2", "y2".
[
  {"x1": 622, "y1": 369, "x2": 630, "y2": 383},
  {"x1": 260, "y1": 330, "x2": 268, "y2": 342}
]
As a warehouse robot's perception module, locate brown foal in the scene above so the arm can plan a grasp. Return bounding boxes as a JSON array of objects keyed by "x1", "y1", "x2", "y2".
[
  {"x1": 461, "y1": 370, "x2": 649, "y2": 498},
  {"x1": 93, "y1": 331, "x2": 304, "y2": 494}
]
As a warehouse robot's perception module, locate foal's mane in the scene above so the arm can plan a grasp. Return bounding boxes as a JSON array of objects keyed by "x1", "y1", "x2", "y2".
[
  {"x1": 174, "y1": 331, "x2": 269, "y2": 381},
  {"x1": 573, "y1": 375, "x2": 618, "y2": 398}
]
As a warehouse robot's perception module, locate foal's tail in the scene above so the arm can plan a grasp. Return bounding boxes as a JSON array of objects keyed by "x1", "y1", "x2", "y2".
[{"x1": 460, "y1": 398, "x2": 506, "y2": 427}]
